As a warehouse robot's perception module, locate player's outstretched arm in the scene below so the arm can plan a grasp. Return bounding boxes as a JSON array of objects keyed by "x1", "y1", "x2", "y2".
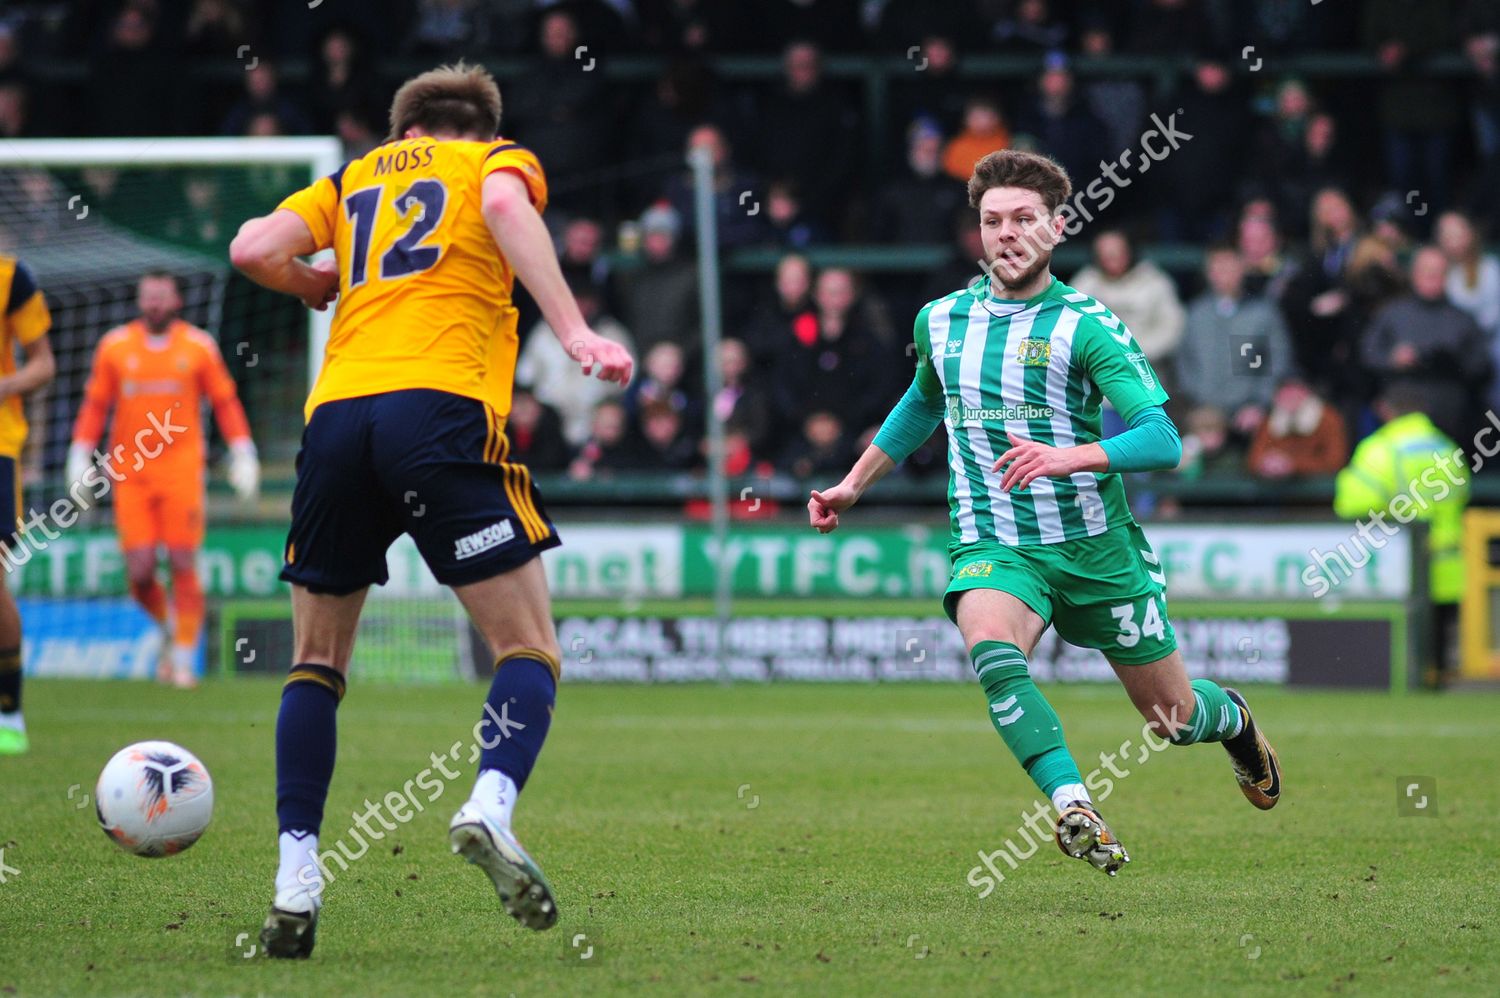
[
  {"x1": 810, "y1": 372, "x2": 943, "y2": 532},
  {"x1": 229, "y1": 211, "x2": 339, "y2": 312},
  {"x1": 481, "y1": 171, "x2": 633, "y2": 385},
  {"x1": 809, "y1": 445, "x2": 897, "y2": 534}
]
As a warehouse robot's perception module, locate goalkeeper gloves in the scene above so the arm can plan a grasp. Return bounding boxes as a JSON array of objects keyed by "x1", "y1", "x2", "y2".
[
  {"x1": 65, "y1": 442, "x2": 95, "y2": 487},
  {"x1": 227, "y1": 439, "x2": 260, "y2": 503}
]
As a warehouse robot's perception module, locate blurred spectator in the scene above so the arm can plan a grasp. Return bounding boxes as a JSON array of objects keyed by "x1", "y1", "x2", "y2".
[
  {"x1": 1076, "y1": 19, "x2": 1145, "y2": 157},
  {"x1": 221, "y1": 62, "x2": 311, "y2": 136},
  {"x1": 1361, "y1": 246, "x2": 1494, "y2": 444},
  {"x1": 1175, "y1": 405, "x2": 1239, "y2": 479},
  {"x1": 1152, "y1": 56, "x2": 1247, "y2": 241},
  {"x1": 517, "y1": 283, "x2": 635, "y2": 446},
  {"x1": 1280, "y1": 187, "x2": 1363, "y2": 388},
  {"x1": 661, "y1": 125, "x2": 765, "y2": 249},
  {"x1": 1068, "y1": 230, "x2": 1184, "y2": 367},
  {"x1": 614, "y1": 203, "x2": 700, "y2": 356},
  {"x1": 750, "y1": 41, "x2": 857, "y2": 227},
  {"x1": 183, "y1": 0, "x2": 246, "y2": 57},
  {"x1": 503, "y1": 9, "x2": 611, "y2": 195},
  {"x1": 873, "y1": 118, "x2": 965, "y2": 244},
  {"x1": 506, "y1": 388, "x2": 573, "y2": 473},
  {"x1": 942, "y1": 96, "x2": 1011, "y2": 183},
  {"x1": 0, "y1": 22, "x2": 22, "y2": 84},
  {"x1": 0, "y1": 81, "x2": 27, "y2": 138},
  {"x1": 624, "y1": 341, "x2": 698, "y2": 425},
  {"x1": 1369, "y1": 192, "x2": 1418, "y2": 257},
  {"x1": 1174, "y1": 245, "x2": 1293, "y2": 437},
  {"x1": 334, "y1": 109, "x2": 380, "y2": 159},
  {"x1": 712, "y1": 338, "x2": 774, "y2": 459},
  {"x1": 888, "y1": 35, "x2": 970, "y2": 158},
  {"x1": 558, "y1": 217, "x2": 614, "y2": 305},
  {"x1": 569, "y1": 401, "x2": 638, "y2": 480},
  {"x1": 920, "y1": 207, "x2": 987, "y2": 305},
  {"x1": 1252, "y1": 82, "x2": 1347, "y2": 240},
  {"x1": 779, "y1": 410, "x2": 851, "y2": 479},
  {"x1": 308, "y1": 27, "x2": 381, "y2": 137},
  {"x1": 762, "y1": 179, "x2": 826, "y2": 249},
  {"x1": 1436, "y1": 210, "x2": 1500, "y2": 336},
  {"x1": 987, "y1": 0, "x2": 1068, "y2": 53},
  {"x1": 1238, "y1": 213, "x2": 1293, "y2": 300},
  {"x1": 1253, "y1": 79, "x2": 1315, "y2": 187},
  {"x1": 1461, "y1": 22, "x2": 1500, "y2": 230},
  {"x1": 1247, "y1": 376, "x2": 1349, "y2": 479},
  {"x1": 626, "y1": 60, "x2": 728, "y2": 201},
  {"x1": 92, "y1": 4, "x2": 176, "y2": 137},
  {"x1": 1439, "y1": 205, "x2": 1500, "y2": 436},
  {"x1": 742, "y1": 253, "x2": 816, "y2": 371},
  {"x1": 777, "y1": 268, "x2": 898, "y2": 434},
  {"x1": 633, "y1": 400, "x2": 700, "y2": 471},
  {"x1": 1363, "y1": 0, "x2": 1459, "y2": 219},
  {"x1": 1013, "y1": 58, "x2": 1107, "y2": 186},
  {"x1": 410, "y1": 0, "x2": 495, "y2": 56}
]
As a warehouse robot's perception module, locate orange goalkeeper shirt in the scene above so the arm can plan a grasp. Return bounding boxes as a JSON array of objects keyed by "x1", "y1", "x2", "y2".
[
  {"x1": 72, "y1": 320, "x2": 250, "y2": 486},
  {"x1": 0, "y1": 255, "x2": 53, "y2": 458},
  {"x1": 275, "y1": 136, "x2": 548, "y2": 422}
]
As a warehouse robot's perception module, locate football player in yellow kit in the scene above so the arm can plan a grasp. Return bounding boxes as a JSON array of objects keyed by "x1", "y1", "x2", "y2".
[
  {"x1": 231, "y1": 62, "x2": 632, "y2": 957},
  {"x1": 0, "y1": 255, "x2": 56, "y2": 755}
]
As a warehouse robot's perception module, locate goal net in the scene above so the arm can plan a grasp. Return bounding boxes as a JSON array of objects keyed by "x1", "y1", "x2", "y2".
[{"x1": 0, "y1": 137, "x2": 475, "y2": 685}]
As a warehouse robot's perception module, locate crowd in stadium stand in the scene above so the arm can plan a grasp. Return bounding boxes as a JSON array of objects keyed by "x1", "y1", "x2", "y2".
[{"x1": 4, "y1": 0, "x2": 1500, "y2": 484}]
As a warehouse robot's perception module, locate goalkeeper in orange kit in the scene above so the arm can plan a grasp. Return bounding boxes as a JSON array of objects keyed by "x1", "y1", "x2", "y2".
[{"x1": 67, "y1": 272, "x2": 260, "y2": 688}]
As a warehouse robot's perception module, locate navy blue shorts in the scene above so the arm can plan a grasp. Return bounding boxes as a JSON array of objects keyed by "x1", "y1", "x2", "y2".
[
  {"x1": 280, "y1": 389, "x2": 560, "y2": 595},
  {"x1": 0, "y1": 455, "x2": 17, "y2": 548}
]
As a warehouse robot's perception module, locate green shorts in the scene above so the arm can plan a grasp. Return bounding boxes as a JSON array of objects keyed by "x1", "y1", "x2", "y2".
[{"x1": 943, "y1": 522, "x2": 1177, "y2": 665}]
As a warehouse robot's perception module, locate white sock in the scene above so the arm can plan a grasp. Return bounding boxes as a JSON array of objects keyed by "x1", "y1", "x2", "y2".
[
  {"x1": 470, "y1": 769, "x2": 518, "y2": 828},
  {"x1": 0, "y1": 712, "x2": 23, "y2": 733},
  {"x1": 276, "y1": 830, "x2": 322, "y2": 902},
  {"x1": 171, "y1": 644, "x2": 195, "y2": 677},
  {"x1": 1050, "y1": 783, "x2": 1091, "y2": 814}
]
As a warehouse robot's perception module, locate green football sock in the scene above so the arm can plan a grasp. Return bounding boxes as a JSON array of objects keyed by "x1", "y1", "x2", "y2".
[
  {"x1": 971, "y1": 641, "x2": 1083, "y2": 798},
  {"x1": 1167, "y1": 678, "x2": 1244, "y2": 745}
]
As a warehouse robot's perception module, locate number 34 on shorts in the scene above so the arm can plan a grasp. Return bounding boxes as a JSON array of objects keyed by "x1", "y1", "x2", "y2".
[{"x1": 1110, "y1": 596, "x2": 1168, "y2": 650}]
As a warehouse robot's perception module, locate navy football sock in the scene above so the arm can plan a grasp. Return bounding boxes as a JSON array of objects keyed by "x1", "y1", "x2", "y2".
[
  {"x1": 276, "y1": 663, "x2": 345, "y2": 836},
  {"x1": 477, "y1": 650, "x2": 558, "y2": 790}
]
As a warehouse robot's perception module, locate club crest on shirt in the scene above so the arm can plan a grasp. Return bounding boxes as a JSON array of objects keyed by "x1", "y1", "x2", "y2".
[
  {"x1": 1016, "y1": 337, "x2": 1052, "y2": 367},
  {"x1": 1126, "y1": 353, "x2": 1156, "y2": 389}
]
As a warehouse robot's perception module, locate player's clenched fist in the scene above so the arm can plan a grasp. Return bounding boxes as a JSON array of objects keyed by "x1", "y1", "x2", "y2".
[
  {"x1": 808, "y1": 484, "x2": 857, "y2": 534},
  {"x1": 299, "y1": 257, "x2": 340, "y2": 312},
  {"x1": 568, "y1": 333, "x2": 633, "y2": 385}
]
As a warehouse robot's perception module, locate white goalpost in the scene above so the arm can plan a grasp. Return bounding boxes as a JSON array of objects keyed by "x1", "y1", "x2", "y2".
[{"x1": 0, "y1": 136, "x2": 477, "y2": 684}]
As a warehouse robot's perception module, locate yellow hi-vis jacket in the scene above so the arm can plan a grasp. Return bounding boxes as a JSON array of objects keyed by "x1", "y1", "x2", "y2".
[{"x1": 1333, "y1": 412, "x2": 1468, "y2": 604}]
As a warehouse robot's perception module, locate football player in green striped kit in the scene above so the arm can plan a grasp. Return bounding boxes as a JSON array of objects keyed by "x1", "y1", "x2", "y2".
[{"x1": 808, "y1": 149, "x2": 1281, "y2": 875}]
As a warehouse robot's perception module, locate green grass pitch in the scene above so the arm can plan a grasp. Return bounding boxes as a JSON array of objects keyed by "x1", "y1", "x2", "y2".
[{"x1": 1, "y1": 679, "x2": 1496, "y2": 996}]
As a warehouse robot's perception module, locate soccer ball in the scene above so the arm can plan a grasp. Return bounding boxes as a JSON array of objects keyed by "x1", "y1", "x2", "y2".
[{"x1": 95, "y1": 741, "x2": 214, "y2": 857}]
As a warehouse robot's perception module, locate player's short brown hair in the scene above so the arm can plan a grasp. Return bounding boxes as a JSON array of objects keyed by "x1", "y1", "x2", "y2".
[
  {"x1": 967, "y1": 149, "x2": 1073, "y2": 213},
  {"x1": 387, "y1": 62, "x2": 502, "y2": 141}
]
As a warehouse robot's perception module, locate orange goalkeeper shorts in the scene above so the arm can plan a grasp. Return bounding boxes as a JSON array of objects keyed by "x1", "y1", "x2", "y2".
[{"x1": 113, "y1": 479, "x2": 205, "y2": 551}]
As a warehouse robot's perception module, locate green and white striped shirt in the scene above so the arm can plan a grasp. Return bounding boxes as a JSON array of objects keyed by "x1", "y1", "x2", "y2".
[{"x1": 912, "y1": 277, "x2": 1169, "y2": 546}]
